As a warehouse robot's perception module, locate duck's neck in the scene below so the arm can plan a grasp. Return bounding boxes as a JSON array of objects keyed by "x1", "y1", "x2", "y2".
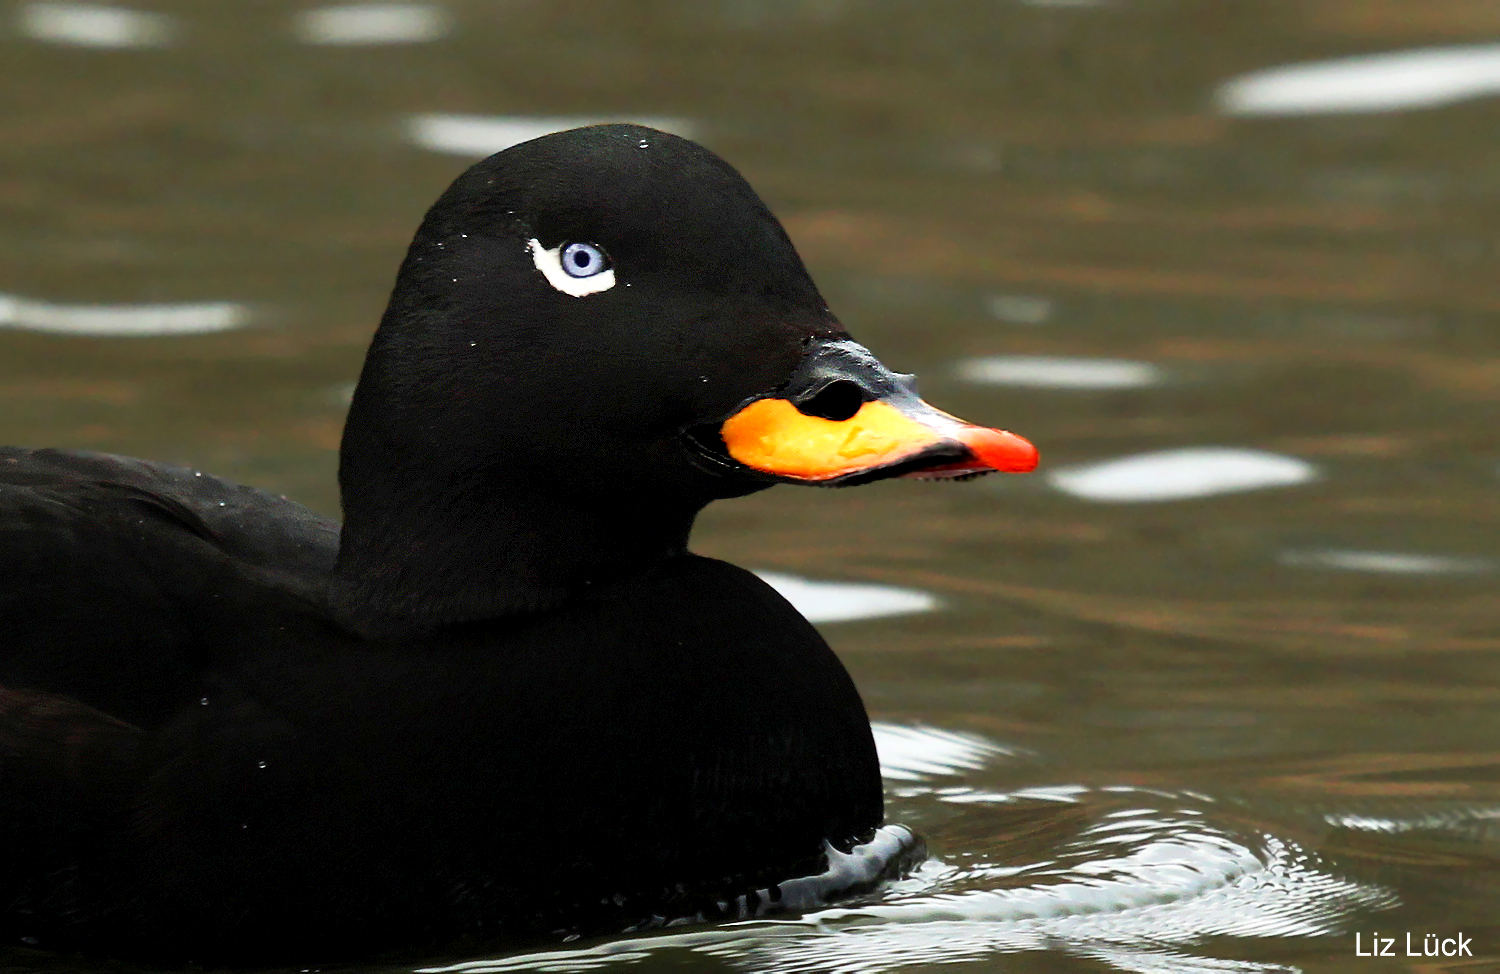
[{"x1": 329, "y1": 424, "x2": 702, "y2": 639}]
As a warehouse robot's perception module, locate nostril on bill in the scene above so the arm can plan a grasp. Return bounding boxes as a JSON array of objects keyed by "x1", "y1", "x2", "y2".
[{"x1": 794, "y1": 381, "x2": 865, "y2": 422}]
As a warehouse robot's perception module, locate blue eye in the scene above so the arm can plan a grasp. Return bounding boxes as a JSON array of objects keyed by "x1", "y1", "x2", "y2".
[{"x1": 561, "y1": 242, "x2": 608, "y2": 278}]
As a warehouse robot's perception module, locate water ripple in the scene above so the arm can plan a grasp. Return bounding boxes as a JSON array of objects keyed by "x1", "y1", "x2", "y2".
[
  {"x1": 421, "y1": 792, "x2": 1394, "y2": 974},
  {"x1": 869, "y1": 723, "x2": 1011, "y2": 782},
  {"x1": 1324, "y1": 803, "x2": 1500, "y2": 841}
]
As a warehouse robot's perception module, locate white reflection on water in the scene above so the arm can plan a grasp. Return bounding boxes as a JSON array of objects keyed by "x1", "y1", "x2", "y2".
[
  {"x1": 0, "y1": 293, "x2": 247, "y2": 336},
  {"x1": 870, "y1": 723, "x2": 1010, "y2": 781},
  {"x1": 17, "y1": 2, "x2": 173, "y2": 48},
  {"x1": 956, "y1": 355, "x2": 1163, "y2": 390},
  {"x1": 1078, "y1": 945, "x2": 1297, "y2": 974},
  {"x1": 1279, "y1": 548, "x2": 1493, "y2": 575},
  {"x1": 936, "y1": 783, "x2": 1089, "y2": 804},
  {"x1": 1323, "y1": 803, "x2": 1500, "y2": 844},
  {"x1": 753, "y1": 571, "x2": 937, "y2": 624},
  {"x1": 1048, "y1": 448, "x2": 1316, "y2": 503},
  {"x1": 1216, "y1": 44, "x2": 1500, "y2": 117},
  {"x1": 1326, "y1": 805, "x2": 1500, "y2": 836},
  {"x1": 293, "y1": 3, "x2": 449, "y2": 45},
  {"x1": 984, "y1": 293, "x2": 1053, "y2": 325},
  {"x1": 405, "y1": 115, "x2": 697, "y2": 157},
  {"x1": 422, "y1": 794, "x2": 1394, "y2": 974}
]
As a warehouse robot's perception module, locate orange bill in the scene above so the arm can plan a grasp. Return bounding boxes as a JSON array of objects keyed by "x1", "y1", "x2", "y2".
[{"x1": 720, "y1": 396, "x2": 1038, "y2": 483}]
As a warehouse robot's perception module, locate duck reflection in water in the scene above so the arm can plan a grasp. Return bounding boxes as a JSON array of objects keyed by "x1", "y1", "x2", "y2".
[{"x1": 0, "y1": 125, "x2": 1036, "y2": 963}]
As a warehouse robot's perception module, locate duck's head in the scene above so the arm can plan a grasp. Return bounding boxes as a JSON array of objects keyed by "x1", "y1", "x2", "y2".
[{"x1": 334, "y1": 124, "x2": 1036, "y2": 633}]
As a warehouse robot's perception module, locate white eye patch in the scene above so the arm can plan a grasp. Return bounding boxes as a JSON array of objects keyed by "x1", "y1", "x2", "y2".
[{"x1": 527, "y1": 238, "x2": 616, "y2": 297}]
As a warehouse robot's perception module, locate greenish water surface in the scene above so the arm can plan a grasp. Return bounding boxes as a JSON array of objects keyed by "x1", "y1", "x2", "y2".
[{"x1": 2, "y1": 2, "x2": 1497, "y2": 971}]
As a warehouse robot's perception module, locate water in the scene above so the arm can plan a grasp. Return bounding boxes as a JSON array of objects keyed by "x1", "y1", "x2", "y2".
[{"x1": 2, "y1": 1, "x2": 1498, "y2": 971}]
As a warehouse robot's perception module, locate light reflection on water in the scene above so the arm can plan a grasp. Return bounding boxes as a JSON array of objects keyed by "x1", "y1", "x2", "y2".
[
  {"x1": 17, "y1": 1, "x2": 174, "y2": 48},
  {"x1": 1323, "y1": 804, "x2": 1500, "y2": 839},
  {"x1": 1278, "y1": 549, "x2": 1493, "y2": 576},
  {"x1": 405, "y1": 115, "x2": 698, "y2": 157},
  {"x1": 955, "y1": 355, "x2": 1164, "y2": 390},
  {"x1": 984, "y1": 294, "x2": 1054, "y2": 325},
  {"x1": 292, "y1": 3, "x2": 451, "y2": 46},
  {"x1": 1217, "y1": 44, "x2": 1500, "y2": 117},
  {"x1": 754, "y1": 572, "x2": 938, "y2": 624},
  {"x1": 0, "y1": 294, "x2": 248, "y2": 336},
  {"x1": 1047, "y1": 448, "x2": 1317, "y2": 504}
]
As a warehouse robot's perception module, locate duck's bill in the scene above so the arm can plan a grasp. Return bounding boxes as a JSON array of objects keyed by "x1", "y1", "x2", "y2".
[
  {"x1": 701, "y1": 340, "x2": 1038, "y2": 487},
  {"x1": 717, "y1": 396, "x2": 1036, "y2": 485}
]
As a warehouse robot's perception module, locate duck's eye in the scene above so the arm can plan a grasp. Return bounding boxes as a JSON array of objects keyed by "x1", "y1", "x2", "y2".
[
  {"x1": 528, "y1": 238, "x2": 616, "y2": 297},
  {"x1": 561, "y1": 242, "x2": 608, "y2": 278}
]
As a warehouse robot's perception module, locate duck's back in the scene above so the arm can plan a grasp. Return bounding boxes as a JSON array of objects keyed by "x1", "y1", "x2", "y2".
[
  {"x1": 0, "y1": 447, "x2": 342, "y2": 949},
  {"x1": 0, "y1": 450, "x2": 883, "y2": 959},
  {"x1": 0, "y1": 447, "x2": 338, "y2": 721}
]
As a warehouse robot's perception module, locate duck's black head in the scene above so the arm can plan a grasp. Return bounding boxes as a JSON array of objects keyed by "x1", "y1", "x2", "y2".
[{"x1": 332, "y1": 125, "x2": 1035, "y2": 636}]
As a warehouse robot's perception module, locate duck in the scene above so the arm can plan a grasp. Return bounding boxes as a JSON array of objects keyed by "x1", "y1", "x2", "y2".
[{"x1": 0, "y1": 124, "x2": 1037, "y2": 963}]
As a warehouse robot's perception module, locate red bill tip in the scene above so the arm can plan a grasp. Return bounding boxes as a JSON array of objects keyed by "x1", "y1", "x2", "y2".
[{"x1": 954, "y1": 426, "x2": 1040, "y2": 473}]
